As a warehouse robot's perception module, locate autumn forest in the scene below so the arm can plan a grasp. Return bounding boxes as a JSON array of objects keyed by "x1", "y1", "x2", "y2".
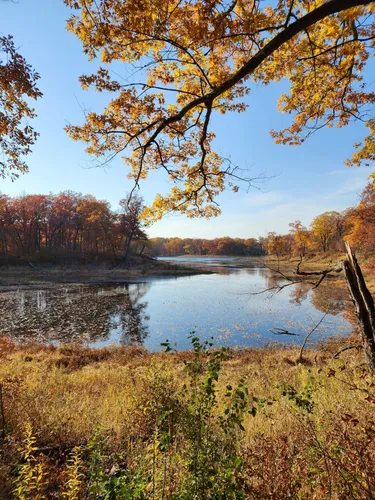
[
  {"x1": 1, "y1": 175, "x2": 374, "y2": 263},
  {"x1": 3, "y1": 0, "x2": 375, "y2": 498}
]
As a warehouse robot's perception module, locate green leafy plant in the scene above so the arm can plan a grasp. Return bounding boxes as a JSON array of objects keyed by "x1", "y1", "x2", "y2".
[
  {"x1": 162, "y1": 333, "x2": 254, "y2": 498},
  {"x1": 63, "y1": 446, "x2": 85, "y2": 499},
  {"x1": 282, "y1": 383, "x2": 315, "y2": 413},
  {"x1": 14, "y1": 422, "x2": 47, "y2": 500}
]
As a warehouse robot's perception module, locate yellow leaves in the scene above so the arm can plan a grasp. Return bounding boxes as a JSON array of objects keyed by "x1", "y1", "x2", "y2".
[
  {"x1": 65, "y1": 0, "x2": 375, "y2": 220},
  {"x1": 0, "y1": 36, "x2": 41, "y2": 179},
  {"x1": 346, "y1": 118, "x2": 375, "y2": 167}
]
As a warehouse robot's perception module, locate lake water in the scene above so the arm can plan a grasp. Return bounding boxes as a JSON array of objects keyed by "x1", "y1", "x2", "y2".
[{"x1": 0, "y1": 257, "x2": 353, "y2": 350}]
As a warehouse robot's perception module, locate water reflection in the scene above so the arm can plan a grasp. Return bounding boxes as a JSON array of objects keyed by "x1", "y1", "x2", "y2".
[
  {"x1": 289, "y1": 282, "x2": 311, "y2": 306},
  {"x1": 107, "y1": 285, "x2": 150, "y2": 346},
  {"x1": 288, "y1": 281, "x2": 348, "y2": 315},
  {"x1": 0, "y1": 258, "x2": 355, "y2": 350},
  {"x1": 310, "y1": 286, "x2": 347, "y2": 316},
  {"x1": 0, "y1": 283, "x2": 150, "y2": 345}
]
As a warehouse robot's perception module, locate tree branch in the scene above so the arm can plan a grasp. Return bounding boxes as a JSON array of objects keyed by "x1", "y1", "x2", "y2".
[{"x1": 142, "y1": 0, "x2": 374, "y2": 152}]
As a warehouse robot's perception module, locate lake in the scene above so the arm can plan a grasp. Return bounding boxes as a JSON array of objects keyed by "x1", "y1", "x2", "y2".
[{"x1": 0, "y1": 257, "x2": 353, "y2": 350}]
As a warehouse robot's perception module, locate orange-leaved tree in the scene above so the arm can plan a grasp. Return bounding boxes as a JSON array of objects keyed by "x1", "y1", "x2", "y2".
[
  {"x1": 65, "y1": 0, "x2": 375, "y2": 221},
  {"x1": 346, "y1": 180, "x2": 375, "y2": 254},
  {"x1": 288, "y1": 220, "x2": 311, "y2": 257},
  {"x1": 0, "y1": 35, "x2": 42, "y2": 179},
  {"x1": 311, "y1": 211, "x2": 349, "y2": 252}
]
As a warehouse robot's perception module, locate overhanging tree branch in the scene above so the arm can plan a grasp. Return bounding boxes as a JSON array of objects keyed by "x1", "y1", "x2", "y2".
[{"x1": 142, "y1": 0, "x2": 375, "y2": 151}]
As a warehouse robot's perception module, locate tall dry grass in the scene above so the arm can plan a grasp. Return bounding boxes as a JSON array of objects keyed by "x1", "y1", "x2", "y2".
[{"x1": 1, "y1": 336, "x2": 374, "y2": 498}]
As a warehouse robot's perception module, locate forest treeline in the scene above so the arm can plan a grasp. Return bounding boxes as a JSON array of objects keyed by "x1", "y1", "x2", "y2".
[
  {"x1": 0, "y1": 191, "x2": 146, "y2": 263},
  {"x1": 151, "y1": 178, "x2": 375, "y2": 260},
  {"x1": 262, "y1": 178, "x2": 375, "y2": 260},
  {"x1": 150, "y1": 237, "x2": 265, "y2": 256},
  {"x1": 0, "y1": 178, "x2": 373, "y2": 263}
]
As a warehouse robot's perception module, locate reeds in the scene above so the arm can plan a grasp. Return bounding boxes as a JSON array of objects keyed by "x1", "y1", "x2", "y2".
[{"x1": 1, "y1": 336, "x2": 375, "y2": 498}]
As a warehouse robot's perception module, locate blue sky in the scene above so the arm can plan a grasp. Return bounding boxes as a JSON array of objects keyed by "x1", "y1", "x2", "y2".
[{"x1": 1, "y1": 0, "x2": 373, "y2": 239}]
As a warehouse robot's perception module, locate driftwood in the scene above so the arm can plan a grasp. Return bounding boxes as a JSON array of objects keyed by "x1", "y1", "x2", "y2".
[
  {"x1": 269, "y1": 328, "x2": 299, "y2": 336},
  {"x1": 295, "y1": 256, "x2": 344, "y2": 288}
]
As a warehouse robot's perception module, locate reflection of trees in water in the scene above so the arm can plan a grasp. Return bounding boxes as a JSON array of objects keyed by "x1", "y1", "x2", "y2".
[
  {"x1": 257, "y1": 269, "x2": 354, "y2": 339},
  {"x1": 0, "y1": 283, "x2": 151, "y2": 345},
  {"x1": 286, "y1": 279, "x2": 349, "y2": 315},
  {"x1": 288, "y1": 282, "x2": 355, "y2": 334},
  {"x1": 310, "y1": 287, "x2": 347, "y2": 316},
  {"x1": 288, "y1": 281, "x2": 348, "y2": 315},
  {"x1": 288, "y1": 283, "x2": 348, "y2": 316},
  {"x1": 289, "y1": 282, "x2": 311, "y2": 306},
  {"x1": 262, "y1": 271, "x2": 284, "y2": 292},
  {"x1": 108, "y1": 284, "x2": 150, "y2": 346},
  {"x1": 263, "y1": 270, "x2": 349, "y2": 315},
  {"x1": 278, "y1": 283, "x2": 353, "y2": 345}
]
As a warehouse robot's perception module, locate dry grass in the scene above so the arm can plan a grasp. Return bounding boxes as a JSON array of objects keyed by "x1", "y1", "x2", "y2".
[{"x1": 1, "y1": 336, "x2": 375, "y2": 498}]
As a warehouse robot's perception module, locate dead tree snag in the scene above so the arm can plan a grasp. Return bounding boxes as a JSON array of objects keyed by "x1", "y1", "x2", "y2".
[
  {"x1": 342, "y1": 243, "x2": 375, "y2": 370},
  {"x1": 293, "y1": 243, "x2": 375, "y2": 370}
]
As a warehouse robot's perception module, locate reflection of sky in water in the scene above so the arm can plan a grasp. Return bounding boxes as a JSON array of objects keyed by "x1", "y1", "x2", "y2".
[
  {"x1": 0, "y1": 257, "x2": 353, "y2": 351},
  {"x1": 135, "y1": 268, "x2": 351, "y2": 350}
]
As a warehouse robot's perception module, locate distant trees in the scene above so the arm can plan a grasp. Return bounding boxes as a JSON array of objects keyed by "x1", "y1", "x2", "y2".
[
  {"x1": 149, "y1": 187, "x2": 375, "y2": 259},
  {"x1": 311, "y1": 212, "x2": 338, "y2": 252},
  {"x1": 0, "y1": 180, "x2": 373, "y2": 262},
  {"x1": 346, "y1": 181, "x2": 375, "y2": 255},
  {"x1": 150, "y1": 237, "x2": 265, "y2": 257},
  {"x1": 0, "y1": 192, "x2": 147, "y2": 262},
  {"x1": 288, "y1": 221, "x2": 310, "y2": 257},
  {"x1": 311, "y1": 211, "x2": 348, "y2": 252},
  {"x1": 260, "y1": 182, "x2": 375, "y2": 259},
  {"x1": 263, "y1": 232, "x2": 293, "y2": 258}
]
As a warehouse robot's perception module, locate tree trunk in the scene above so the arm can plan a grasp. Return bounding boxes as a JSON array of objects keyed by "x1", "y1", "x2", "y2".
[
  {"x1": 124, "y1": 232, "x2": 133, "y2": 265},
  {"x1": 295, "y1": 243, "x2": 375, "y2": 370},
  {"x1": 343, "y1": 242, "x2": 375, "y2": 371}
]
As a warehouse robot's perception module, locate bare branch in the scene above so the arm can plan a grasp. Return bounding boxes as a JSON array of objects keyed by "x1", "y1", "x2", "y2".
[
  {"x1": 270, "y1": 327, "x2": 300, "y2": 337},
  {"x1": 298, "y1": 313, "x2": 328, "y2": 363},
  {"x1": 332, "y1": 344, "x2": 362, "y2": 359}
]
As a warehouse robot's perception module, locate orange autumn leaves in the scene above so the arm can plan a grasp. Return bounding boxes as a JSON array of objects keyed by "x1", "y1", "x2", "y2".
[
  {"x1": 0, "y1": 35, "x2": 42, "y2": 179},
  {"x1": 262, "y1": 181, "x2": 375, "y2": 258},
  {"x1": 0, "y1": 192, "x2": 146, "y2": 259},
  {"x1": 64, "y1": 0, "x2": 375, "y2": 221}
]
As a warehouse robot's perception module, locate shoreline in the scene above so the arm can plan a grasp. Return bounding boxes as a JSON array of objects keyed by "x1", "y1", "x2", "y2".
[
  {"x1": 262, "y1": 253, "x2": 375, "y2": 293},
  {"x1": 0, "y1": 252, "x2": 371, "y2": 292},
  {"x1": 0, "y1": 259, "x2": 213, "y2": 291}
]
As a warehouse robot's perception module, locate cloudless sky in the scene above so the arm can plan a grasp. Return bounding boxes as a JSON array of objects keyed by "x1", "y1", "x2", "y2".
[{"x1": 1, "y1": 0, "x2": 373, "y2": 239}]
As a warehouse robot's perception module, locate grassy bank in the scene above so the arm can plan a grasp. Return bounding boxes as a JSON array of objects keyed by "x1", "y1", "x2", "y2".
[
  {"x1": 1, "y1": 336, "x2": 375, "y2": 498},
  {"x1": 0, "y1": 258, "x2": 211, "y2": 291}
]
